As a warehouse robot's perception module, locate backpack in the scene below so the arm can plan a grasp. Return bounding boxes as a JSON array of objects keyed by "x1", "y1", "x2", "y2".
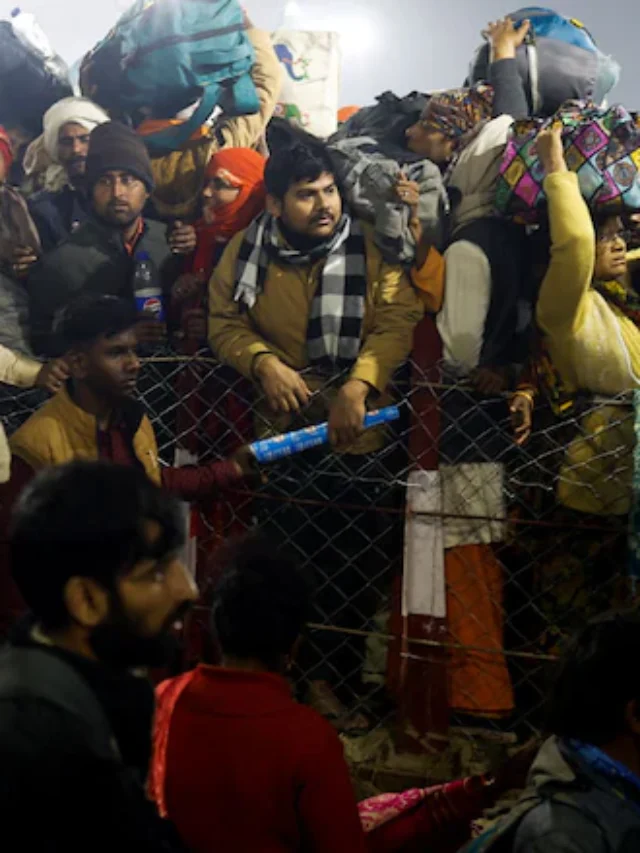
[
  {"x1": 330, "y1": 91, "x2": 429, "y2": 164},
  {"x1": 467, "y1": 7, "x2": 620, "y2": 118},
  {"x1": 81, "y1": 0, "x2": 260, "y2": 152},
  {"x1": 0, "y1": 21, "x2": 72, "y2": 136}
]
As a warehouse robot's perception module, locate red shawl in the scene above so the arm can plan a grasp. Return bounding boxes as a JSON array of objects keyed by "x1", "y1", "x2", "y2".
[{"x1": 191, "y1": 147, "x2": 266, "y2": 276}]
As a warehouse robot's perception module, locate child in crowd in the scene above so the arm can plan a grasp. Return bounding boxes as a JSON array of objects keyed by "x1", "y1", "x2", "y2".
[
  {"x1": 150, "y1": 534, "x2": 369, "y2": 853},
  {"x1": 151, "y1": 534, "x2": 537, "y2": 853}
]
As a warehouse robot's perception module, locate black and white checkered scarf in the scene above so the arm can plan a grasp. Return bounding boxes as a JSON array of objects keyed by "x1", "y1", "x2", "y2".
[{"x1": 233, "y1": 213, "x2": 367, "y2": 372}]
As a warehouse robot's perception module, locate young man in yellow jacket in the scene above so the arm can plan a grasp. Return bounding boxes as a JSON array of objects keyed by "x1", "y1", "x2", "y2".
[
  {"x1": 0, "y1": 294, "x2": 254, "y2": 635},
  {"x1": 208, "y1": 141, "x2": 424, "y2": 729}
]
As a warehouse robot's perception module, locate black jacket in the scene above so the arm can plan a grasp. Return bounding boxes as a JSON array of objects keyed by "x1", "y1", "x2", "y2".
[
  {"x1": 28, "y1": 185, "x2": 92, "y2": 254},
  {"x1": 0, "y1": 631, "x2": 185, "y2": 852},
  {"x1": 28, "y1": 216, "x2": 180, "y2": 356}
]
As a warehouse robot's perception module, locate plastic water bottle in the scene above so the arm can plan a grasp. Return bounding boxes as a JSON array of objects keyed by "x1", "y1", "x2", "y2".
[{"x1": 133, "y1": 251, "x2": 165, "y2": 322}]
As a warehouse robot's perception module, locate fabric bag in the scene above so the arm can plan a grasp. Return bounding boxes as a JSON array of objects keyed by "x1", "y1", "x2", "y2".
[
  {"x1": 81, "y1": 0, "x2": 260, "y2": 152},
  {"x1": 495, "y1": 103, "x2": 640, "y2": 221},
  {"x1": 0, "y1": 21, "x2": 72, "y2": 135},
  {"x1": 467, "y1": 7, "x2": 620, "y2": 118},
  {"x1": 271, "y1": 30, "x2": 340, "y2": 139}
]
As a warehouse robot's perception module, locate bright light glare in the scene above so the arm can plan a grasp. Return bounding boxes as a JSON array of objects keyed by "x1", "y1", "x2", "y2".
[
  {"x1": 284, "y1": 1, "x2": 302, "y2": 19},
  {"x1": 333, "y1": 12, "x2": 379, "y2": 57}
]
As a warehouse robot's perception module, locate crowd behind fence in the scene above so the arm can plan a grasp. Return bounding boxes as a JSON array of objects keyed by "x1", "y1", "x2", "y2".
[{"x1": 1, "y1": 343, "x2": 634, "y2": 753}]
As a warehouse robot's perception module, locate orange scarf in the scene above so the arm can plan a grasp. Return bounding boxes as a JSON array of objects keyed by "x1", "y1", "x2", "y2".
[{"x1": 191, "y1": 148, "x2": 266, "y2": 276}]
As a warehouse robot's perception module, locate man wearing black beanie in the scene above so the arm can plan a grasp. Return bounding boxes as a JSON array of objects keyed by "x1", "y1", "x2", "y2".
[{"x1": 27, "y1": 122, "x2": 196, "y2": 356}]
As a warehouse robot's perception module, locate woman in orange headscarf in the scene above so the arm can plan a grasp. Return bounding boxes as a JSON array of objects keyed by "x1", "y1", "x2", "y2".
[
  {"x1": 172, "y1": 147, "x2": 266, "y2": 348},
  {"x1": 191, "y1": 147, "x2": 266, "y2": 281},
  {"x1": 173, "y1": 150, "x2": 266, "y2": 640}
]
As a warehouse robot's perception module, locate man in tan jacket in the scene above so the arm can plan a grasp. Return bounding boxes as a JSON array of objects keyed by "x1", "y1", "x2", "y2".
[
  {"x1": 209, "y1": 142, "x2": 423, "y2": 448},
  {"x1": 209, "y1": 140, "x2": 423, "y2": 728}
]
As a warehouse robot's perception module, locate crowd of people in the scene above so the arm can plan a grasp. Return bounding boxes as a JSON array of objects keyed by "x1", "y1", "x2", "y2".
[
  {"x1": 0, "y1": 3, "x2": 639, "y2": 850},
  {"x1": 2, "y1": 462, "x2": 640, "y2": 852}
]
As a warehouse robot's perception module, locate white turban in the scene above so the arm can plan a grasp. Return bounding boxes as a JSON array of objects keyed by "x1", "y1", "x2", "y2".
[{"x1": 43, "y1": 97, "x2": 109, "y2": 163}]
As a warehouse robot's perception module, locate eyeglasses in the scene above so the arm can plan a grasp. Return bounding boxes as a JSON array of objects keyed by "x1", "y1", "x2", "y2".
[
  {"x1": 208, "y1": 176, "x2": 238, "y2": 192},
  {"x1": 597, "y1": 229, "x2": 631, "y2": 245}
]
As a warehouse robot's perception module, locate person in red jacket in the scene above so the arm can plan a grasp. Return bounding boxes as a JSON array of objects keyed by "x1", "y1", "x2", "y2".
[
  {"x1": 150, "y1": 533, "x2": 538, "y2": 853},
  {"x1": 150, "y1": 533, "x2": 369, "y2": 853}
]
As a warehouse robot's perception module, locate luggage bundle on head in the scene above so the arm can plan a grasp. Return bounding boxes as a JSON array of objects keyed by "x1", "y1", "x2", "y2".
[
  {"x1": 328, "y1": 136, "x2": 447, "y2": 262},
  {"x1": 80, "y1": 0, "x2": 260, "y2": 152},
  {"x1": 495, "y1": 104, "x2": 640, "y2": 221},
  {"x1": 467, "y1": 7, "x2": 620, "y2": 118},
  {"x1": 331, "y1": 90, "x2": 429, "y2": 163},
  {"x1": 0, "y1": 12, "x2": 72, "y2": 136}
]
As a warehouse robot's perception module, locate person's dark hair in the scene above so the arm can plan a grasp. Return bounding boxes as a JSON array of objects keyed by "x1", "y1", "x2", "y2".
[
  {"x1": 546, "y1": 610, "x2": 640, "y2": 745},
  {"x1": 212, "y1": 533, "x2": 312, "y2": 670},
  {"x1": 10, "y1": 461, "x2": 184, "y2": 630},
  {"x1": 264, "y1": 141, "x2": 337, "y2": 200},
  {"x1": 56, "y1": 294, "x2": 137, "y2": 351}
]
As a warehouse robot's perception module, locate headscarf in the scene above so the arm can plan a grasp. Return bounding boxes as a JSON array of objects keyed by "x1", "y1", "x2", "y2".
[
  {"x1": 0, "y1": 127, "x2": 13, "y2": 176},
  {"x1": 192, "y1": 148, "x2": 266, "y2": 275},
  {"x1": 422, "y1": 84, "x2": 495, "y2": 151},
  {"x1": 43, "y1": 97, "x2": 110, "y2": 163}
]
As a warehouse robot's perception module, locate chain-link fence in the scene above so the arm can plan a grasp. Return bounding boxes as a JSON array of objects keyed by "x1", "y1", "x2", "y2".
[{"x1": 2, "y1": 339, "x2": 636, "y2": 784}]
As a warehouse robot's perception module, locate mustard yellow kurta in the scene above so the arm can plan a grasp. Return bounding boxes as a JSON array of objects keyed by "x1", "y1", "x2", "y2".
[
  {"x1": 536, "y1": 171, "x2": 640, "y2": 515},
  {"x1": 537, "y1": 171, "x2": 640, "y2": 396}
]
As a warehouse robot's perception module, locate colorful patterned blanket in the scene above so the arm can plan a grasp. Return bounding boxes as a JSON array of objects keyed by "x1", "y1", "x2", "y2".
[{"x1": 496, "y1": 103, "x2": 640, "y2": 221}]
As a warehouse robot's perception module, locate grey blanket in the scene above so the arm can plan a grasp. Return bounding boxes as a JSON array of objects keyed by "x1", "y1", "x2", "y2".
[{"x1": 328, "y1": 136, "x2": 448, "y2": 264}]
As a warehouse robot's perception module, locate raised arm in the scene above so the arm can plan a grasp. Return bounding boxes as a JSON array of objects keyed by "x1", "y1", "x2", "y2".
[
  {"x1": 485, "y1": 17, "x2": 531, "y2": 120},
  {"x1": 535, "y1": 126, "x2": 596, "y2": 336}
]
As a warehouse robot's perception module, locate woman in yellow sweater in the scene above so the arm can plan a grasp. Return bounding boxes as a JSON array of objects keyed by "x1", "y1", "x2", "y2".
[
  {"x1": 513, "y1": 125, "x2": 640, "y2": 436},
  {"x1": 512, "y1": 125, "x2": 640, "y2": 515},
  {"x1": 536, "y1": 126, "x2": 638, "y2": 393}
]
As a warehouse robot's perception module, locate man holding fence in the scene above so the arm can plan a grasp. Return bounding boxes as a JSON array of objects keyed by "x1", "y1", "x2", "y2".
[{"x1": 209, "y1": 141, "x2": 423, "y2": 728}]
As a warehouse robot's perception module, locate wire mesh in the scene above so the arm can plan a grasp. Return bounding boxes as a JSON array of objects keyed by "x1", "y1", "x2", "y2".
[{"x1": 1, "y1": 345, "x2": 635, "y2": 761}]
